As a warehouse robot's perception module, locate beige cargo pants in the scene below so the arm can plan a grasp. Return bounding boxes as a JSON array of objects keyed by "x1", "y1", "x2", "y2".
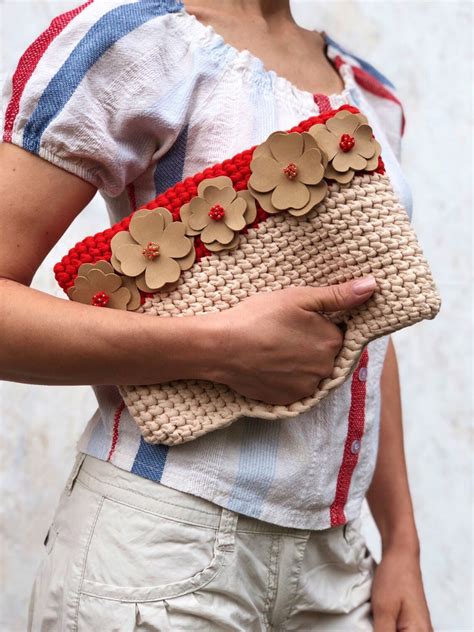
[{"x1": 28, "y1": 453, "x2": 376, "y2": 631}]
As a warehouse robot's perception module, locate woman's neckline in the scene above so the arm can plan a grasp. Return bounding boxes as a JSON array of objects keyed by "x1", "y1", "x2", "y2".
[{"x1": 176, "y1": 6, "x2": 356, "y2": 108}]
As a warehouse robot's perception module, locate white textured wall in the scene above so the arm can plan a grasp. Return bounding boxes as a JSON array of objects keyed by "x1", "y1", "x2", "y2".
[{"x1": 0, "y1": 1, "x2": 472, "y2": 630}]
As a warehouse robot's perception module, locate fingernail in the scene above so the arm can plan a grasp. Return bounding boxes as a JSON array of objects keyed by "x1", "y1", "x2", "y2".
[{"x1": 352, "y1": 276, "x2": 377, "y2": 296}]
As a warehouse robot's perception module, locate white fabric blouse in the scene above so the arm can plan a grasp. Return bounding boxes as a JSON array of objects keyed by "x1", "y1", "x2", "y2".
[{"x1": 3, "y1": 0, "x2": 412, "y2": 529}]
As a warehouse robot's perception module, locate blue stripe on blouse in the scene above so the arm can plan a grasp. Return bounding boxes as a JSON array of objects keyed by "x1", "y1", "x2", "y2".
[
  {"x1": 152, "y1": 41, "x2": 238, "y2": 195},
  {"x1": 23, "y1": 0, "x2": 184, "y2": 154},
  {"x1": 227, "y1": 418, "x2": 282, "y2": 517},
  {"x1": 131, "y1": 438, "x2": 169, "y2": 481}
]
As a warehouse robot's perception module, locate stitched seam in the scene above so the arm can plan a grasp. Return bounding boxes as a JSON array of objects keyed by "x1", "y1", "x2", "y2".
[
  {"x1": 235, "y1": 528, "x2": 309, "y2": 538},
  {"x1": 80, "y1": 555, "x2": 225, "y2": 602},
  {"x1": 72, "y1": 495, "x2": 105, "y2": 631},
  {"x1": 262, "y1": 535, "x2": 281, "y2": 628},
  {"x1": 216, "y1": 509, "x2": 238, "y2": 550},
  {"x1": 79, "y1": 552, "x2": 226, "y2": 604}
]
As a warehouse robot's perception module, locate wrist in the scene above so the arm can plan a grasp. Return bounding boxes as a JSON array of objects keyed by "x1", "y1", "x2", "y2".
[
  {"x1": 379, "y1": 517, "x2": 420, "y2": 557},
  {"x1": 166, "y1": 311, "x2": 231, "y2": 383}
]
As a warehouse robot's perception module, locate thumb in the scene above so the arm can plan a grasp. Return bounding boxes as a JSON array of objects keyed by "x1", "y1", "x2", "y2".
[{"x1": 301, "y1": 276, "x2": 377, "y2": 313}]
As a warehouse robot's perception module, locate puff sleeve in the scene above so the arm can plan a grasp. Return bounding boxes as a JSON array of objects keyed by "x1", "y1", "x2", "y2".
[{"x1": 2, "y1": 0, "x2": 188, "y2": 197}]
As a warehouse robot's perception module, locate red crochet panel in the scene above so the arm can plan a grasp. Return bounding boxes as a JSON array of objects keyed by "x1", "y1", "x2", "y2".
[{"x1": 54, "y1": 105, "x2": 385, "y2": 293}]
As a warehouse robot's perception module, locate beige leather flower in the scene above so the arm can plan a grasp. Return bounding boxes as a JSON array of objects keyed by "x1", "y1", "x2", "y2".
[
  {"x1": 179, "y1": 176, "x2": 256, "y2": 252},
  {"x1": 67, "y1": 260, "x2": 139, "y2": 311},
  {"x1": 308, "y1": 110, "x2": 381, "y2": 184},
  {"x1": 247, "y1": 131, "x2": 327, "y2": 217},
  {"x1": 110, "y1": 208, "x2": 195, "y2": 291}
]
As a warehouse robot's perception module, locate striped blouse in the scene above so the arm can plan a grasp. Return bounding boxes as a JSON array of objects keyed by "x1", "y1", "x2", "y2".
[{"x1": 3, "y1": 0, "x2": 413, "y2": 530}]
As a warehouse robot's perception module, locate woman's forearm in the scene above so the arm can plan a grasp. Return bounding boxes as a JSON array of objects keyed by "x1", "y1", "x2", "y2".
[
  {"x1": 0, "y1": 279, "x2": 217, "y2": 386},
  {"x1": 366, "y1": 336, "x2": 420, "y2": 553},
  {"x1": 0, "y1": 142, "x2": 378, "y2": 401}
]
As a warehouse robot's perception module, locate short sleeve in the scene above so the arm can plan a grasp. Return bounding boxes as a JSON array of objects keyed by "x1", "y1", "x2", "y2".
[{"x1": 2, "y1": 0, "x2": 188, "y2": 197}]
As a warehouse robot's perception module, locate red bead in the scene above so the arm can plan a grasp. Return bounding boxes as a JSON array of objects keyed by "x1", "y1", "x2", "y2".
[
  {"x1": 208, "y1": 204, "x2": 225, "y2": 221},
  {"x1": 283, "y1": 162, "x2": 298, "y2": 179},
  {"x1": 142, "y1": 241, "x2": 161, "y2": 260},
  {"x1": 91, "y1": 291, "x2": 110, "y2": 307},
  {"x1": 339, "y1": 133, "x2": 355, "y2": 152}
]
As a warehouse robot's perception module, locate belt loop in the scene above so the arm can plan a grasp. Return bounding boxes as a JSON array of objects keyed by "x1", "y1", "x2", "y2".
[
  {"x1": 65, "y1": 452, "x2": 86, "y2": 495},
  {"x1": 216, "y1": 507, "x2": 239, "y2": 551}
]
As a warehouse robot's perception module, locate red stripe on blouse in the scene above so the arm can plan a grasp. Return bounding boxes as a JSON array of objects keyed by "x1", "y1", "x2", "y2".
[
  {"x1": 107, "y1": 400, "x2": 125, "y2": 462},
  {"x1": 330, "y1": 347, "x2": 369, "y2": 526},
  {"x1": 332, "y1": 55, "x2": 405, "y2": 136},
  {"x1": 3, "y1": 0, "x2": 94, "y2": 143},
  {"x1": 313, "y1": 93, "x2": 332, "y2": 114},
  {"x1": 350, "y1": 66, "x2": 406, "y2": 136}
]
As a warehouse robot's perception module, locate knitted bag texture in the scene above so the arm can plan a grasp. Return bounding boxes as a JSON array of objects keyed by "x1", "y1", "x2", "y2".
[{"x1": 55, "y1": 105, "x2": 441, "y2": 446}]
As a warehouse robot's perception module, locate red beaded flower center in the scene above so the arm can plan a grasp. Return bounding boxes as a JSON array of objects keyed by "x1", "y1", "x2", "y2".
[
  {"x1": 142, "y1": 241, "x2": 160, "y2": 260},
  {"x1": 283, "y1": 162, "x2": 298, "y2": 179},
  {"x1": 91, "y1": 291, "x2": 110, "y2": 307},
  {"x1": 208, "y1": 204, "x2": 225, "y2": 221},
  {"x1": 339, "y1": 134, "x2": 355, "y2": 152}
]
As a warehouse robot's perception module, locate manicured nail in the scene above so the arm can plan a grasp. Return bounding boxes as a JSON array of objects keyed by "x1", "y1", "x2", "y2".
[{"x1": 352, "y1": 276, "x2": 377, "y2": 295}]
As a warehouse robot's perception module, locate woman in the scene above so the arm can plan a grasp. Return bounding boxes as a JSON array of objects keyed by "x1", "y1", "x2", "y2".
[{"x1": 1, "y1": 0, "x2": 432, "y2": 629}]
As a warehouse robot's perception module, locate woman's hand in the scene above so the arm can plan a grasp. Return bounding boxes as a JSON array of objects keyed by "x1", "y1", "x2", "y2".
[
  {"x1": 371, "y1": 544, "x2": 433, "y2": 632},
  {"x1": 208, "y1": 279, "x2": 376, "y2": 404}
]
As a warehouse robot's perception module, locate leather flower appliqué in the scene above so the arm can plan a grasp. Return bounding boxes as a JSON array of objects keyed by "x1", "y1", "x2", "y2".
[
  {"x1": 308, "y1": 110, "x2": 381, "y2": 184},
  {"x1": 247, "y1": 131, "x2": 327, "y2": 217},
  {"x1": 67, "y1": 260, "x2": 140, "y2": 311},
  {"x1": 110, "y1": 208, "x2": 195, "y2": 292},
  {"x1": 179, "y1": 176, "x2": 257, "y2": 253}
]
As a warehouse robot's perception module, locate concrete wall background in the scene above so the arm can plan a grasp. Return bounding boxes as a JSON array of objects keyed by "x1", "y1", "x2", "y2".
[{"x1": 0, "y1": 1, "x2": 472, "y2": 630}]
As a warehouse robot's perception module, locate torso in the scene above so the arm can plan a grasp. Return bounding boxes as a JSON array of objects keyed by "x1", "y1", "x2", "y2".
[
  {"x1": 182, "y1": 3, "x2": 345, "y2": 96},
  {"x1": 48, "y1": 0, "x2": 410, "y2": 530}
]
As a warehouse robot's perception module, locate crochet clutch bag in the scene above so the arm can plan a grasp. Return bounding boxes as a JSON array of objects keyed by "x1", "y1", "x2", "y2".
[{"x1": 54, "y1": 105, "x2": 441, "y2": 446}]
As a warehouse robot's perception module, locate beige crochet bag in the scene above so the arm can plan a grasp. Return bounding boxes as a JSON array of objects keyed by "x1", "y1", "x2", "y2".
[{"x1": 56, "y1": 106, "x2": 441, "y2": 445}]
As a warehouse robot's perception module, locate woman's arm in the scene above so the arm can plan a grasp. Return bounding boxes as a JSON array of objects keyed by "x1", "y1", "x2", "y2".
[
  {"x1": 367, "y1": 337, "x2": 433, "y2": 632},
  {"x1": 0, "y1": 143, "x2": 217, "y2": 386},
  {"x1": 0, "y1": 143, "x2": 376, "y2": 398}
]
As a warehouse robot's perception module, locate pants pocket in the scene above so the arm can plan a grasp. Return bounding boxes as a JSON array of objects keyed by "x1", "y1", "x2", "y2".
[{"x1": 79, "y1": 495, "x2": 238, "y2": 603}]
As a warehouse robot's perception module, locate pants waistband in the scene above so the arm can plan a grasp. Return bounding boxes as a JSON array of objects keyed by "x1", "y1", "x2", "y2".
[{"x1": 74, "y1": 454, "x2": 314, "y2": 537}]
